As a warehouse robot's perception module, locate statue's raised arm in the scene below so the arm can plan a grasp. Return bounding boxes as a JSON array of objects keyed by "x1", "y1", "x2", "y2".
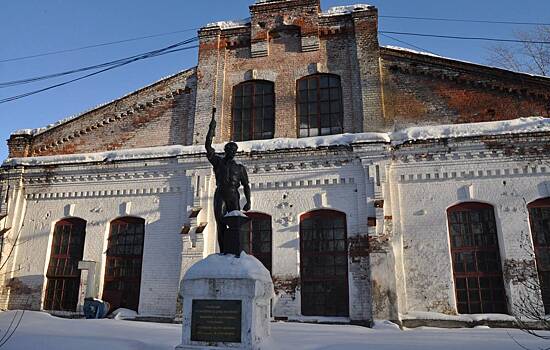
[{"x1": 205, "y1": 108, "x2": 217, "y2": 161}]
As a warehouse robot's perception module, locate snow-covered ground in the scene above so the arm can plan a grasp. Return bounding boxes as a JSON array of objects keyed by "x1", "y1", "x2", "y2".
[{"x1": 1, "y1": 311, "x2": 549, "y2": 350}]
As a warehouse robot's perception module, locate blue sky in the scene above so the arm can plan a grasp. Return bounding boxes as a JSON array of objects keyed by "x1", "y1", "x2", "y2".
[{"x1": 1, "y1": 0, "x2": 549, "y2": 160}]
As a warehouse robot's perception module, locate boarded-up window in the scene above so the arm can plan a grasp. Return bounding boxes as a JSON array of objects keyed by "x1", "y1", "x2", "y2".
[
  {"x1": 448, "y1": 202, "x2": 508, "y2": 314},
  {"x1": 300, "y1": 209, "x2": 348, "y2": 316},
  {"x1": 297, "y1": 74, "x2": 343, "y2": 138},
  {"x1": 528, "y1": 198, "x2": 550, "y2": 314},
  {"x1": 232, "y1": 81, "x2": 275, "y2": 141},
  {"x1": 102, "y1": 217, "x2": 145, "y2": 312},
  {"x1": 44, "y1": 218, "x2": 86, "y2": 311}
]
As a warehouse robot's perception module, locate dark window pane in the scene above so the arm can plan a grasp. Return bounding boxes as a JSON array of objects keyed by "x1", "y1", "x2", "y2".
[
  {"x1": 103, "y1": 217, "x2": 145, "y2": 312},
  {"x1": 297, "y1": 75, "x2": 343, "y2": 138},
  {"x1": 45, "y1": 219, "x2": 86, "y2": 312},
  {"x1": 448, "y1": 203, "x2": 508, "y2": 314},
  {"x1": 529, "y1": 200, "x2": 550, "y2": 314},
  {"x1": 300, "y1": 210, "x2": 348, "y2": 317},
  {"x1": 232, "y1": 81, "x2": 275, "y2": 141}
]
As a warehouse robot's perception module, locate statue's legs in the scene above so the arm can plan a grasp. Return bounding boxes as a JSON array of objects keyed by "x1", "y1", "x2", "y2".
[
  {"x1": 222, "y1": 187, "x2": 241, "y2": 212},
  {"x1": 213, "y1": 189, "x2": 226, "y2": 253},
  {"x1": 214, "y1": 187, "x2": 242, "y2": 254}
]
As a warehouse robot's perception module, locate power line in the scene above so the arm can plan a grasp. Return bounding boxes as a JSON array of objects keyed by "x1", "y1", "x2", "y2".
[
  {"x1": 379, "y1": 15, "x2": 550, "y2": 26},
  {"x1": 2, "y1": 15, "x2": 548, "y2": 64},
  {"x1": 0, "y1": 40, "x2": 198, "y2": 104},
  {"x1": 0, "y1": 28, "x2": 199, "y2": 63},
  {"x1": 0, "y1": 37, "x2": 198, "y2": 88},
  {"x1": 379, "y1": 33, "x2": 437, "y2": 55},
  {"x1": 379, "y1": 31, "x2": 550, "y2": 44}
]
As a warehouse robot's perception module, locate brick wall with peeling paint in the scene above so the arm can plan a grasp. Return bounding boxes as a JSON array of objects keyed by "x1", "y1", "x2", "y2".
[
  {"x1": 8, "y1": 69, "x2": 196, "y2": 158},
  {"x1": 380, "y1": 48, "x2": 550, "y2": 129},
  {"x1": 192, "y1": 0, "x2": 384, "y2": 145},
  {"x1": 390, "y1": 134, "x2": 550, "y2": 316}
]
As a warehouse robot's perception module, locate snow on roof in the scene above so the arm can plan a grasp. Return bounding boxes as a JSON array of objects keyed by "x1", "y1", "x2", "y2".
[
  {"x1": 383, "y1": 45, "x2": 442, "y2": 59},
  {"x1": 11, "y1": 68, "x2": 196, "y2": 138},
  {"x1": 183, "y1": 252, "x2": 272, "y2": 283},
  {"x1": 320, "y1": 4, "x2": 374, "y2": 17},
  {"x1": 392, "y1": 117, "x2": 550, "y2": 144},
  {"x1": 204, "y1": 18, "x2": 251, "y2": 30},
  {"x1": 3, "y1": 117, "x2": 549, "y2": 167},
  {"x1": 2, "y1": 132, "x2": 387, "y2": 167}
]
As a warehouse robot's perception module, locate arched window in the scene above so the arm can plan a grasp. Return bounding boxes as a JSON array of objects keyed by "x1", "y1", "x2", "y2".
[
  {"x1": 240, "y1": 213, "x2": 272, "y2": 273},
  {"x1": 232, "y1": 81, "x2": 275, "y2": 141},
  {"x1": 297, "y1": 74, "x2": 343, "y2": 138},
  {"x1": 102, "y1": 217, "x2": 145, "y2": 312},
  {"x1": 300, "y1": 209, "x2": 348, "y2": 316},
  {"x1": 528, "y1": 198, "x2": 550, "y2": 313},
  {"x1": 447, "y1": 203, "x2": 507, "y2": 314},
  {"x1": 44, "y1": 218, "x2": 86, "y2": 311}
]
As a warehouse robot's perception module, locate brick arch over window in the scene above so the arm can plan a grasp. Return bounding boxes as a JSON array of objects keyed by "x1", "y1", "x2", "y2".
[
  {"x1": 102, "y1": 216, "x2": 145, "y2": 312},
  {"x1": 528, "y1": 197, "x2": 550, "y2": 313},
  {"x1": 44, "y1": 218, "x2": 86, "y2": 311},
  {"x1": 240, "y1": 212, "x2": 272, "y2": 274},
  {"x1": 297, "y1": 74, "x2": 343, "y2": 138},
  {"x1": 299, "y1": 209, "x2": 349, "y2": 316},
  {"x1": 232, "y1": 80, "x2": 275, "y2": 141},
  {"x1": 447, "y1": 202, "x2": 508, "y2": 314}
]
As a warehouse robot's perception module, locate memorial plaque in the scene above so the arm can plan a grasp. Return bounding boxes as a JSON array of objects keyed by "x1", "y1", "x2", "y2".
[{"x1": 191, "y1": 299, "x2": 242, "y2": 343}]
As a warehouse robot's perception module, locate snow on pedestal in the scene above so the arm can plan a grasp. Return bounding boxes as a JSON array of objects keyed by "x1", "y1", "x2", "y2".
[{"x1": 177, "y1": 252, "x2": 274, "y2": 350}]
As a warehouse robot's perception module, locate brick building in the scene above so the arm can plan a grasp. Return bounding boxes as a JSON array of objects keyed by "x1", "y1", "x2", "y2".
[{"x1": 1, "y1": 0, "x2": 549, "y2": 325}]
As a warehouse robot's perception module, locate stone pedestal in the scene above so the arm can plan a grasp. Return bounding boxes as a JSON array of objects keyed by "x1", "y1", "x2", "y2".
[{"x1": 177, "y1": 253, "x2": 273, "y2": 350}]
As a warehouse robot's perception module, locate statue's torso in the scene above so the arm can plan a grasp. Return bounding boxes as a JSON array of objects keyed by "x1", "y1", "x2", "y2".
[{"x1": 213, "y1": 157, "x2": 242, "y2": 190}]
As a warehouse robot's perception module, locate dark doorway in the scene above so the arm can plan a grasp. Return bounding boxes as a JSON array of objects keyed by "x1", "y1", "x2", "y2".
[
  {"x1": 44, "y1": 218, "x2": 86, "y2": 311},
  {"x1": 102, "y1": 217, "x2": 145, "y2": 312},
  {"x1": 299, "y1": 209, "x2": 349, "y2": 316},
  {"x1": 528, "y1": 197, "x2": 550, "y2": 313},
  {"x1": 447, "y1": 202, "x2": 508, "y2": 314},
  {"x1": 240, "y1": 212, "x2": 272, "y2": 273}
]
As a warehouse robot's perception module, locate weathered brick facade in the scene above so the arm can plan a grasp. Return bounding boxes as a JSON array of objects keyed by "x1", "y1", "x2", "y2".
[
  {"x1": 2, "y1": 0, "x2": 550, "y2": 326},
  {"x1": 8, "y1": 69, "x2": 196, "y2": 158},
  {"x1": 7, "y1": 1, "x2": 549, "y2": 159},
  {"x1": 380, "y1": 48, "x2": 550, "y2": 128}
]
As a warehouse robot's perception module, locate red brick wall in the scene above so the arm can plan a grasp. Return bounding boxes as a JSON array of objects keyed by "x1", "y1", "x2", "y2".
[
  {"x1": 380, "y1": 48, "x2": 550, "y2": 128},
  {"x1": 192, "y1": 1, "x2": 384, "y2": 145},
  {"x1": 8, "y1": 69, "x2": 196, "y2": 158}
]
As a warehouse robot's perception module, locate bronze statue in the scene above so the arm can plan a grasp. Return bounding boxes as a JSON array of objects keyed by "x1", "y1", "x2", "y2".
[{"x1": 205, "y1": 109, "x2": 251, "y2": 254}]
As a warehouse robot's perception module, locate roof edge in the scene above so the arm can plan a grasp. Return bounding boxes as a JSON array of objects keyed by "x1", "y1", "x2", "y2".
[
  {"x1": 12, "y1": 66, "x2": 198, "y2": 138},
  {"x1": 381, "y1": 46, "x2": 550, "y2": 84}
]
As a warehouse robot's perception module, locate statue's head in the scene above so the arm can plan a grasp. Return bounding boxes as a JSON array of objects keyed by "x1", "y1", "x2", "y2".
[{"x1": 224, "y1": 142, "x2": 238, "y2": 159}]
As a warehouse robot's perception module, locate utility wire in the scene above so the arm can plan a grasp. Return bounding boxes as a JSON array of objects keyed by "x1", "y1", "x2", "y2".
[
  {"x1": 379, "y1": 31, "x2": 550, "y2": 44},
  {"x1": 0, "y1": 41, "x2": 198, "y2": 104},
  {"x1": 379, "y1": 33, "x2": 437, "y2": 55},
  {"x1": 2, "y1": 15, "x2": 548, "y2": 64},
  {"x1": 0, "y1": 28, "x2": 199, "y2": 63},
  {"x1": 0, "y1": 37, "x2": 198, "y2": 88},
  {"x1": 379, "y1": 15, "x2": 550, "y2": 26}
]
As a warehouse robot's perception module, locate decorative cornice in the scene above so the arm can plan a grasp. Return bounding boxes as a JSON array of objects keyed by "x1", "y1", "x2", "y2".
[
  {"x1": 32, "y1": 87, "x2": 192, "y2": 156},
  {"x1": 381, "y1": 47, "x2": 550, "y2": 100}
]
